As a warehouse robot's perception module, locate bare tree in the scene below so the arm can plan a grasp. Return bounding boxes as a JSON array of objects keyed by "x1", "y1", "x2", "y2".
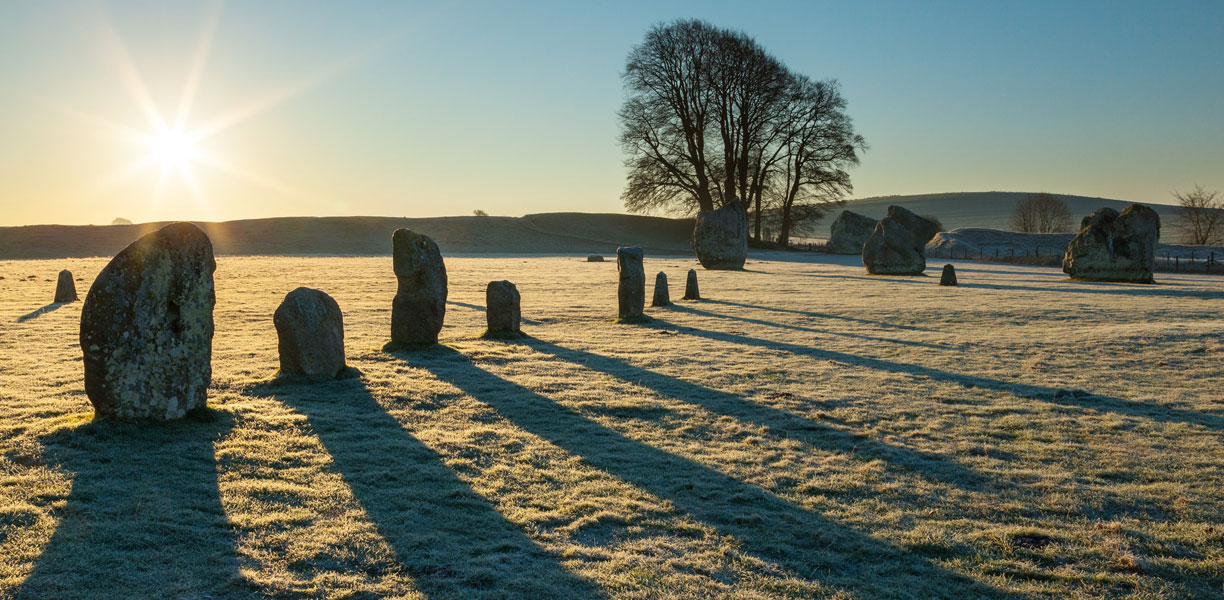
[
  {"x1": 1010, "y1": 193, "x2": 1072, "y2": 233},
  {"x1": 1172, "y1": 185, "x2": 1223, "y2": 245}
]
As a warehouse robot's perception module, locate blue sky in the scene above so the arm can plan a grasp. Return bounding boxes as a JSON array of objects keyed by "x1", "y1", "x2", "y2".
[{"x1": 0, "y1": 0, "x2": 1221, "y2": 225}]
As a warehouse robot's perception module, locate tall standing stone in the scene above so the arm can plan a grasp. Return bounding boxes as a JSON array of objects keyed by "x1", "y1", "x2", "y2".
[
  {"x1": 54, "y1": 269, "x2": 78, "y2": 303},
  {"x1": 826, "y1": 210, "x2": 877, "y2": 254},
  {"x1": 862, "y1": 206, "x2": 940, "y2": 275},
  {"x1": 939, "y1": 264, "x2": 958, "y2": 286},
  {"x1": 1062, "y1": 204, "x2": 1160, "y2": 283},
  {"x1": 692, "y1": 203, "x2": 748, "y2": 270},
  {"x1": 274, "y1": 287, "x2": 346, "y2": 378},
  {"x1": 651, "y1": 272, "x2": 670, "y2": 307},
  {"x1": 682, "y1": 268, "x2": 700, "y2": 300},
  {"x1": 485, "y1": 280, "x2": 521, "y2": 334},
  {"x1": 391, "y1": 228, "x2": 448, "y2": 345},
  {"x1": 617, "y1": 246, "x2": 645, "y2": 320},
  {"x1": 80, "y1": 222, "x2": 215, "y2": 420}
]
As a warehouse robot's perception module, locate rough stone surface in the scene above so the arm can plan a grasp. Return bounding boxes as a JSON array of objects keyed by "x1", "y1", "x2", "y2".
[
  {"x1": 693, "y1": 203, "x2": 748, "y2": 270},
  {"x1": 939, "y1": 264, "x2": 958, "y2": 286},
  {"x1": 486, "y1": 280, "x2": 521, "y2": 333},
  {"x1": 617, "y1": 246, "x2": 645, "y2": 320},
  {"x1": 80, "y1": 222, "x2": 216, "y2": 420},
  {"x1": 683, "y1": 269, "x2": 700, "y2": 300},
  {"x1": 1062, "y1": 204, "x2": 1160, "y2": 283},
  {"x1": 862, "y1": 206, "x2": 940, "y2": 275},
  {"x1": 274, "y1": 287, "x2": 345, "y2": 378},
  {"x1": 651, "y1": 272, "x2": 670, "y2": 307},
  {"x1": 586, "y1": 255, "x2": 604, "y2": 262},
  {"x1": 826, "y1": 210, "x2": 877, "y2": 254},
  {"x1": 391, "y1": 228, "x2": 448, "y2": 344},
  {"x1": 54, "y1": 269, "x2": 78, "y2": 303}
]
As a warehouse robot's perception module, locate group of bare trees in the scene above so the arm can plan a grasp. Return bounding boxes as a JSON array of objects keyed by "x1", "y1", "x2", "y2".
[
  {"x1": 1011, "y1": 193, "x2": 1073, "y2": 233},
  {"x1": 1172, "y1": 185, "x2": 1223, "y2": 246},
  {"x1": 618, "y1": 20, "x2": 866, "y2": 246}
]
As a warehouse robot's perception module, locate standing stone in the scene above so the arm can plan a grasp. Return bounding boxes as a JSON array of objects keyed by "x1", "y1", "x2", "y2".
[
  {"x1": 862, "y1": 206, "x2": 940, "y2": 275},
  {"x1": 651, "y1": 272, "x2": 670, "y2": 307},
  {"x1": 682, "y1": 269, "x2": 700, "y2": 300},
  {"x1": 692, "y1": 203, "x2": 748, "y2": 270},
  {"x1": 586, "y1": 255, "x2": 605, "y2": 262},
  {"x1": 826, "y1": 210, "x2": 878, "y2": 254},
  {"x1": 939, "y1": 264, "x2": 958, "y2": 286},
  {"x1": 1062, "y1": 204, "x2": 1160, "y2": 283},
  {"x1": 274, "y1": 287, "x2": 346, "y2": 378},
  {"x1": 80, "y1": 222, "x2": 215, "y2": 420},
  {"x1": 485, "y1": 280, "x2": 521, "y2": 334},
  {"x1": 54, "y1": 269, "x2": 78, "y2": 303},
  {"x1": 617, "y1": 246, "x2": 645, "y2": 320},
  {"x1": 391, "y1": 228, "x2": 448, "y2": 345}
]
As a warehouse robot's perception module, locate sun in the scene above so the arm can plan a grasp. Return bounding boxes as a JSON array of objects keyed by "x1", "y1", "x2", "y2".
[{"x1": 144, "y1": 127, "x2": 199, "y2": 172}]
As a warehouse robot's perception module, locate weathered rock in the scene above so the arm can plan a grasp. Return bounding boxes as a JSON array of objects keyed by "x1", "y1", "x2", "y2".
[
  {"x1": 651, "y1": 272, "x2": 670, "y2": 307},
  {"x1": 693, "y1": 203, "x2": 747, "y2": 270},
  {"x1": 1062, "y1": 204, "x2": 1160, "y2": 283},
  {"x1": 485, "y1": 280, "x2": 521, "y2": 333},
  {"x1": 826, "y1": 210, "x2": 877, "y2": 254},
  {"x1": 54, "y1": 269, "x2": 78, "y2": 303},
  {"x1": 862, "y1": 206, "x2": 940, "y2": 275},
  {"x1": 274, "y1": 287, "x2": 345, "y2": 378},
  {"x1": 391, "y1": 228, "x2": 448, "y2": 344},
  {"x1": 586, "y1": 255, "x2": 604, "y2": 262},
  {"x1": 617, "y1": 246, "x2": 645, "y2": 320},
  {"x1": 939, "y1": 264, "x2": 958, "y2": 286},
  {"x1": 682, "y1": 269, "x2": 700, "y2": 300},
  {"x1": 80, "y1": 222, "x2": 215, "y2": 420}
]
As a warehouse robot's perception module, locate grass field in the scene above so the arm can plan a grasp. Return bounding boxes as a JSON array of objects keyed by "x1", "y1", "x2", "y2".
[{"x1": 2, "y1": 253, "x2": 1222, "y2": 599}]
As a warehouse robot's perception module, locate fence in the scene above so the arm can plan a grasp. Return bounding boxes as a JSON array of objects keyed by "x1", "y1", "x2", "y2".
[{"x1": 927, "y1": 246, "x2": 1224, "y2": 275}]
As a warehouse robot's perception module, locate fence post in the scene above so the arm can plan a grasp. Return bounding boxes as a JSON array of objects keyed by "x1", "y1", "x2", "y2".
[{"x1": 995, "y1": 248, "x2": 999, "y2": 260}]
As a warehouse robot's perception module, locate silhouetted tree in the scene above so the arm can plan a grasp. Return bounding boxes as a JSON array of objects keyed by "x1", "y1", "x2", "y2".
[
  {"x1": 1010, "y1": 193, "x2": 1072, "y2": 233},
  {"x1": 922, "y1": 214, "x2": 945, "y2": 232},
  {"x1": 618, "y1": 19, "x2": 863, "y2": 236},
  {"x1": 473, "y1": 209, "x2": 489, "y2": 217},
  {"x1": 111, "y1": 217, "x2": 132, "y2": 225},
  {"x1": 1172, "y1": 185, "x2": 1223, "y2": 245}
]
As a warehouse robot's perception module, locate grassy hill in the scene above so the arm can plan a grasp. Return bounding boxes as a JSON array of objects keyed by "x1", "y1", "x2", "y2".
[{"x1": 0, "y1": 213, "x2": 695, "y2": 260}]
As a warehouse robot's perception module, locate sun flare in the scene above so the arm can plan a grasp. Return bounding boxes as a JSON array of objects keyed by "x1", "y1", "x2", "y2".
[{"x1": 145, "y1": 128, "x2": 198, "y2": 172}]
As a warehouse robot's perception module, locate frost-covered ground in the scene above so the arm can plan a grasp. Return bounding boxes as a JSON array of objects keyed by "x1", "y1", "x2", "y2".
[{"x1": 2, "y1": 253, "x2": 1222, "y2": 599}]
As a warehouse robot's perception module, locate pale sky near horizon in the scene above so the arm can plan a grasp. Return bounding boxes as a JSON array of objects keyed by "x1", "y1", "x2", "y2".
[{"x1": 0, "y1": 0, "x2": 1221, "y2": 226}]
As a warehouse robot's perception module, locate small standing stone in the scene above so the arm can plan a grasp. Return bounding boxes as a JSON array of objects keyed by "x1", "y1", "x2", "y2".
[
  {"x1": 80, "y1": 222, "x2": 215, "y2": 420},
  {"x1": 617, "y1": 246, "x2": 645, "y2": 321},
  {"x1": 586, "y1": 255, "x2": 605, "y2": 262},
  {"x1": 274, "y1": 287, "x2": 346, "y2": 378},
  {"x1": 390, "y1": 228, "x2": 448, "y2": 345},
  {"x1": 485, "y1": 280, "x2": 521, "y2": 334},
  {"x1": 682, "y1": 269, "x2": 700, "y2": 300},
  {"x1": 54, "y1": 269, "x2": 78, "y2": 303},
  {"x1": 651, "y1": 272, "x2": 670, "y2": 307},
  {"x1": 939, "y1": 264, "x2": 958, "y2": 286}
]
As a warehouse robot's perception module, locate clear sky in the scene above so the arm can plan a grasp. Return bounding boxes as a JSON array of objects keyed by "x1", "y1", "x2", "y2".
[{"x1": 1, "y1": 0, "x2": 1221, "y2": 226}]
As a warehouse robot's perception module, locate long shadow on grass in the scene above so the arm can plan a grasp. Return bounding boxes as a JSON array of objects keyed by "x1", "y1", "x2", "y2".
[
  {"x1": 522, "y1": 337, "x2": 995, "y2": 498},
  {"x1": 701, "y1": 299, "x2": 929, "y2": 332},
  {"x1": 796, "y1": 272, "x2": 1224, "y2": 300},
  {"x1": 16, "y1": 302, "x2": 68, "y2": 323},
  {"x1": 248, "y1": 376, "x2": 605, "y2": 599},
  {"x1": 396, "y1": 346, "x2": 1016, "y2": 599},
  {"x1": 665, "y1": 303, "x2": 951, "y2": 350},
  {"x1": 649, "y1": 319, "x2": 1224, "y2": 431},
  {"x1": 448, "y1": 300, "x2": 540, "y2": 325},
  {"x1": 17, "y1": 408, "x2": 249, "y2": 600}
]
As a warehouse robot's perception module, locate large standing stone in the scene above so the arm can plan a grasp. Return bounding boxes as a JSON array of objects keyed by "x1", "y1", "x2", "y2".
[
  {"x1": 826, "y1": 210, "x2": 877, "y2": 254},
  {"x1": 693, "y1": 203, "x2": 748, "y2": 270},
  {"x1": 617, "y1": 246, "x2": 645, "y2": 321},
  {"x1": 862, "y1": 206, "x2": 940, "y2": 275},
  {"x1": 683, "y1": 269, "x2": 700, "y2": 300},
  {"x1": 79, "y1": 222, "x2": 215, "y2": 420},
  {"x1": 54, "y1": 269, "x2": 78, "y2": 303},
  {"x1": 651, "y1": 272, "x2": 670, "y2": 307},
  {"x1": 274, "y1": 287, "x2": 346, "y2": 378},
  {"x1": 485, "y1": 280, "x2": 521, "y2": 334},
  {"x1": 391, "y1": 228, "x2": 448, "y2": 345},
  {"x1": 1062, "y1": 204, "x2": 1160, "y2": 283},
  {"x1": 939, "y1": 264, "x2": 958, "y2": 286}
]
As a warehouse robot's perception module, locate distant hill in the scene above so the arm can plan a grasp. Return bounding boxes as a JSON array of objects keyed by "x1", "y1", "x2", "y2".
[
  {"x1": 0, "y1": 213, "x2": 695, "y2": 260},
  {"x1": 808, "y1": 191, "x2": 1180, "y2": 241}
]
